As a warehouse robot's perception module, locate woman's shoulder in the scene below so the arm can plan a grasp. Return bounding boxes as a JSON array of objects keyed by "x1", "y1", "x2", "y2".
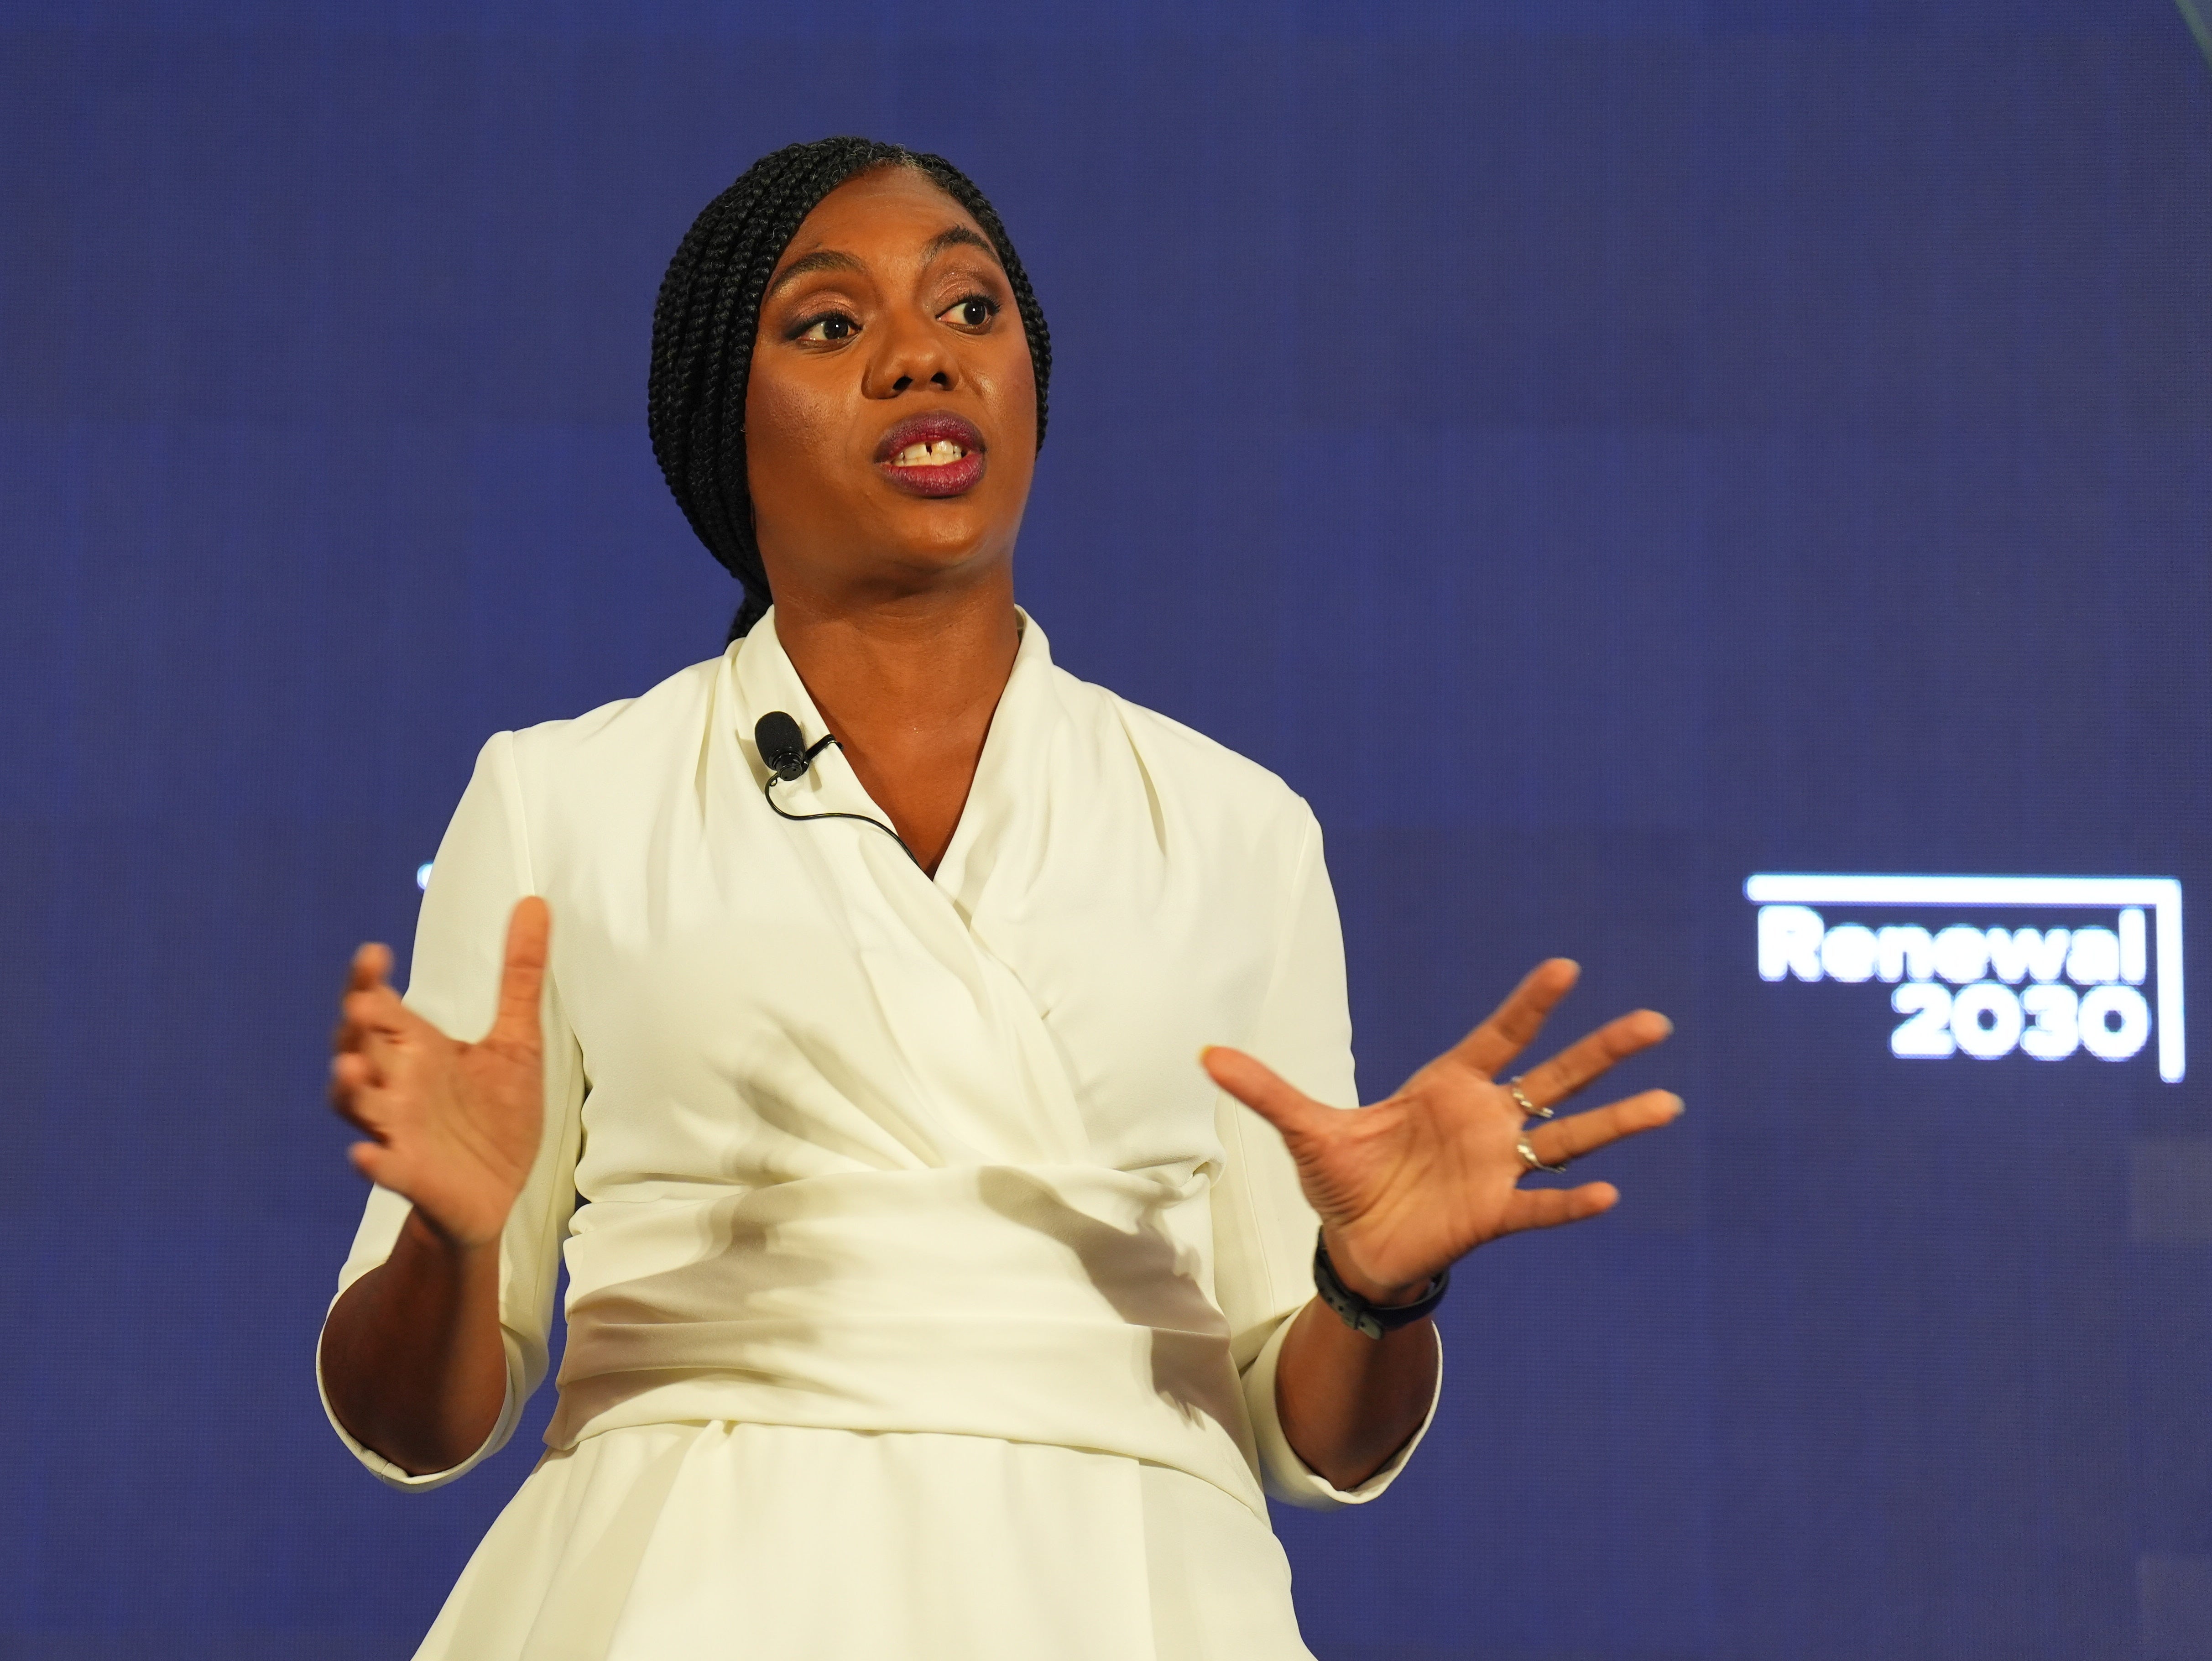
[
  {"x1": 495, "y1": 653, "x2": 726, "y2": 799},
  {"x1": 1051, "y1": 667, "x2": 1318, "y2": 843}
]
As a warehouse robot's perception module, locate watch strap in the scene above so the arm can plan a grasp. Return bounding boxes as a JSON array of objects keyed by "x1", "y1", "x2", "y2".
[{"x1": 1312, "y1": 1232, "x2": 1449, "y2": 1340}]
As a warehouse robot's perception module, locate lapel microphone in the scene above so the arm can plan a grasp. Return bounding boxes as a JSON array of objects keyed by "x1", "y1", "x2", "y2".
[
  {"x1": 755, "y1": 710, "x2": 832, "y2": 781},
  {"x1": 753, "y1": 712, "x2": 922, "y2": 868}
]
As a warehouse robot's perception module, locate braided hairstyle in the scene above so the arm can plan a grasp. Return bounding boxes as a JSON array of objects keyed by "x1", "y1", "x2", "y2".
[{"x1": 647, "y1": 137, "x2": 1053, "y2": 642}]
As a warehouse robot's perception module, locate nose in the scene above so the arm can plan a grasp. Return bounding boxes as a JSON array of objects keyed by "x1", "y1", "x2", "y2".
[{"x1": 863, "y1": 308, "x2": 959, "y2": 400}]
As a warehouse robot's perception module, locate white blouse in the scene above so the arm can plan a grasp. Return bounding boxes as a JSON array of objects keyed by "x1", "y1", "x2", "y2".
[{"x1": 321, "y1": 611, "x2": 1437, "y2": 1660}]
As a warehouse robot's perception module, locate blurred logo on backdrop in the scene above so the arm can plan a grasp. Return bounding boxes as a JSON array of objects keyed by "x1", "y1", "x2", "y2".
[{"x1": 1747, "y1": 874, "x2": 2186, "y2": 1082}]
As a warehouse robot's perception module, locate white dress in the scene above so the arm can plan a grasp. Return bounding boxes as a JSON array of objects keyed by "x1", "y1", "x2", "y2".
[{"x1": 319, "y1": 610, "x2": 1438, "y2": 1660}]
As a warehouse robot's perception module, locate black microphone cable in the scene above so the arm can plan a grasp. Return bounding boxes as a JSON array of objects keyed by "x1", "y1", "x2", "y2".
[{"x1": 753, "y1": 710, "x2": 923, "y2": 869}]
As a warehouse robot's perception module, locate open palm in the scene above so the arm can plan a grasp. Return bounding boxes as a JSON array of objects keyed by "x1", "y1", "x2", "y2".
[
  {"x1": 1202, "y1": 958, "x2": 1680, "y2": 1298},
  {"x1": 327, "y1": 897, "x2": 551, "y2": 1249}
]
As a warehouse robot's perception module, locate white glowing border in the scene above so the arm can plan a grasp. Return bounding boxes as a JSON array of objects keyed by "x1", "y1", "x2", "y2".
[{"x1": 1743, "y1": 873, "x2": 2186, "y2": 1082}]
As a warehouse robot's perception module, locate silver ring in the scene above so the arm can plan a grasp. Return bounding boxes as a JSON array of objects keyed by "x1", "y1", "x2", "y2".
[
  {"x1": 1506, "y1": 1077, "x2": 1553, "y2": 1121},
  {"x1": 1516, "y1": 1136, "x2": 1571, "y2": 1176}
]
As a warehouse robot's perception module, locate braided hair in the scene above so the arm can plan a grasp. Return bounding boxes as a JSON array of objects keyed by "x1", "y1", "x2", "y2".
[{"x1": 647, "y1": 137, "x2": 1053, "y2": 642}]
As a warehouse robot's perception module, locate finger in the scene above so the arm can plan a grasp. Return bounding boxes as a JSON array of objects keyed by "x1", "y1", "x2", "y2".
[
  {"x1": 1200, "y1": 1045, "x2": 1334, "y2": 1144},
  {"x1": 1513, "y1": 1009, "x2": 1674, "y2": 1109},
  {"x1": 348, "y1": 1139, "x2": 402, "y2": 1189},
  {"x1": 1501, "y1": 1182, "x2": 1619, "y2": 1232},
  {"x1": 1445, "y1": 958, "x2": 1580, "y2": 1077},
  {"x1": 347, "y1": 942, "x2": 392, "y2": 995},
  {"x1": 329, "y1": 1044, "x2": 382, "y2": 1095},
  {"x1": 489, "y1": 897, "x2": 551, "y2": 1045},
  {"x1": 335, "y1": 987, "x2": 408, "y2": 1078},
  {"x1": 335, "y1": 946, "x2": 398, "y2": 1054},
  {"x1": 339, "y1": 983, "x2": 408, "y2": 1037},
  {"x1": 1524, "y1": 1089, "x2": 1683, "y2": 1166},
  {"x1": 327, "y1": 1053, "x2": 385, "y2": 1130}
]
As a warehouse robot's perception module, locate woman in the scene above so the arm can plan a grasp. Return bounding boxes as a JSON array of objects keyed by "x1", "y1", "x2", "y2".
[{"x1": 317, "y1": 136, "x2": 1680, "y2": 1660}]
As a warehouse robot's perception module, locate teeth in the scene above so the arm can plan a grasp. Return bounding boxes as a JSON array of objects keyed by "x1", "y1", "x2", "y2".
[{"x1": 892, "y1": 439, "x2": 967, "y2": 467}]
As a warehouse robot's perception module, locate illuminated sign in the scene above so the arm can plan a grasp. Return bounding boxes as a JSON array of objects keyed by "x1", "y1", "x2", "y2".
[{"x1": 1745, "y1": 874, "x2": 2185, "y2": 1081}]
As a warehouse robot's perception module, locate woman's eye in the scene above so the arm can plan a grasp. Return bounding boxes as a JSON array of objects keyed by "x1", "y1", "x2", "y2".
[
  {"x1": 940, "y1": 297, "x2": 997, "y2": 329},
  {"x1": 796, "y1": 313, "x2": 858, "y2": 343}
]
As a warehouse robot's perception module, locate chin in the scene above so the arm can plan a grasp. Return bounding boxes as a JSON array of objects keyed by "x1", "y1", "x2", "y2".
[{"x1": 876, "y1": 500, "x2": 1018, "y2": 570}]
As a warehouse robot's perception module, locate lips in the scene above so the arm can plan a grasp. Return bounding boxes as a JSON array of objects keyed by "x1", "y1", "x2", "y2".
[{"x1": 875, "y1": 411, "x2": 987, "y2": 498}]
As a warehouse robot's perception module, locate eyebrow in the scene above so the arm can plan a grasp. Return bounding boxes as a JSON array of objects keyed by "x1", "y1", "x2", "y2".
[
  {"x1": 765, "y1": 248, "x2": 866, "y2": 299},
  {"x1": 765, "y1": 227, "x2": 1002, "y2": 302},
  {"x1": 921, "y1": 225, "x2": 999, "y2": 265}
]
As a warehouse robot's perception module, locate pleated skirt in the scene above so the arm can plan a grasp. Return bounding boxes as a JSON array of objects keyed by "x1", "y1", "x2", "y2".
[{"x1": 413, "y1": 1421, "x2": 1316, "y2": 1660}]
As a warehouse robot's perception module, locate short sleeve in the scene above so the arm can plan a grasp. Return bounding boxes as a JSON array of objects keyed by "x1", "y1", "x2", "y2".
[
  {"x1": 315, "y1": 730, "x2": 589, "y2": 1491},
  {"x1": 1209, "y1": 810, "x2": 1441, "y2": 1509}
]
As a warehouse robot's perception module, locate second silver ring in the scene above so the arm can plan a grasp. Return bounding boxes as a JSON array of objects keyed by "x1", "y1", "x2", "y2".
[
  {"x1": 1506, "y1": 1076, "x2": 1553, "y2": 1121},
  {"x1": 1516, "y1": 1136, "x2": 1571, "y2": 1176}
]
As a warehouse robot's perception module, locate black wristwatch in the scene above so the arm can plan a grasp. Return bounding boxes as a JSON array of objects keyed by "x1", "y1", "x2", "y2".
[{"x1": 1312, "y1": 1232, "x2": 1449, "y2": 1340}]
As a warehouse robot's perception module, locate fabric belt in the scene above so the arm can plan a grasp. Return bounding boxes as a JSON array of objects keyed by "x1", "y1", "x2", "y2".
[{"x1": 548, "y1": 1165, "x2": 1269, "y2": 1515}]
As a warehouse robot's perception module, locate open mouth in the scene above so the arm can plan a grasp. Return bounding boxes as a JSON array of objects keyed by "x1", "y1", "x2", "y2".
[
  {"x1": 888, "y1": 439, "x2": 971, "y2": 468},
  {"x1": 875, "y1": 413, "x2": 987, "y2": 498}
]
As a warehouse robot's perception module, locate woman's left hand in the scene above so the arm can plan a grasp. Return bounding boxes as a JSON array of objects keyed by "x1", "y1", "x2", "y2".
[{"x1": 1201, "y1": 958, "x2": 1680, "y2": 1302}]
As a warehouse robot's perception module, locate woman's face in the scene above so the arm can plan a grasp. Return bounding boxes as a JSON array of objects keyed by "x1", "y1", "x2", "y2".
[{"x1": 745, "y1": 166, "x2": 1038, "y2": 612}]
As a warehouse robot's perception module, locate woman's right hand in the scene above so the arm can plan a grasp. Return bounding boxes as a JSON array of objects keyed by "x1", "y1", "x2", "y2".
[{"x1": 329, "y1": 896, "x2": 551, "y2": 1250}]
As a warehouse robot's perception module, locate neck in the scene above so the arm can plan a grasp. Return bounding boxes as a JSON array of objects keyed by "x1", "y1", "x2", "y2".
[
  {"x1": 767, "y1": 572, "x2": 1022, "y2": 875},
  {"x1": 772, "y1": 570, "x2": 1020, "y2": 740}
]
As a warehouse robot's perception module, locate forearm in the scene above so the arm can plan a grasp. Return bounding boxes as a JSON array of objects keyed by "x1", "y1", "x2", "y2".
[
  {"x1": 318, "y1": 1206, "x2": 509, "y2": 1477},
  {"x1": 1272, "y1": 1243, "x2": 1440, "y2": 1490}
]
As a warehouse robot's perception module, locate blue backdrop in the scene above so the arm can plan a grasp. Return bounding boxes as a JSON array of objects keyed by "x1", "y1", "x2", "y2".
[{"x1": 4, "y1": 4, "x2": 2209, "y2": 1657}]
